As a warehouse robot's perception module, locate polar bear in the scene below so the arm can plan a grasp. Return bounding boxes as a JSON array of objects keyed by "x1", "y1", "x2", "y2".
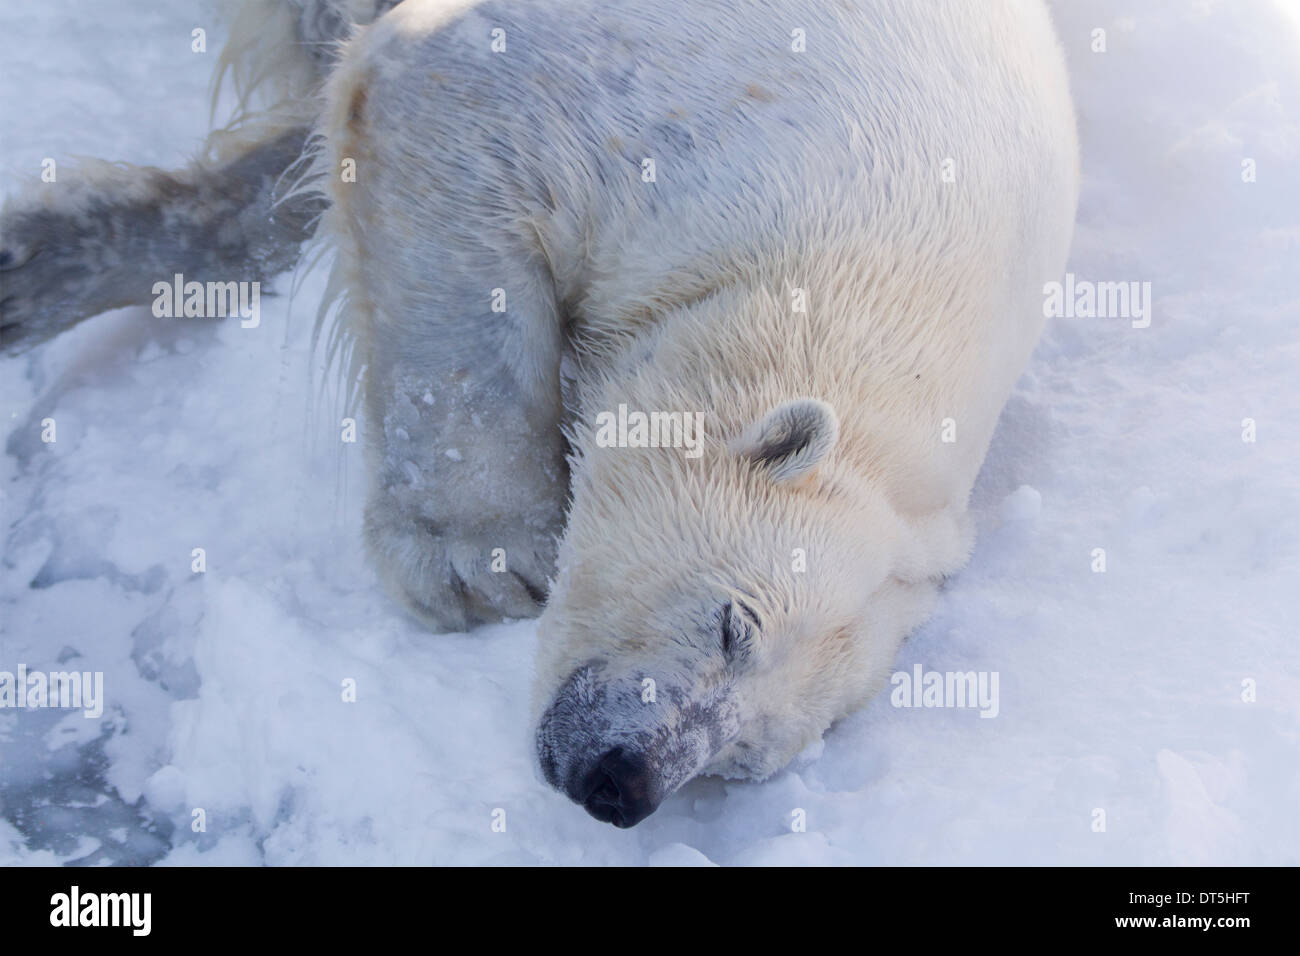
[{"x1": 0, "y1": 0, "x2": 1078, "y2": 828}]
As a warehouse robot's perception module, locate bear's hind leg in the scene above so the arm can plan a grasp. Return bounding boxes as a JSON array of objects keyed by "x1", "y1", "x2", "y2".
[{"x1": 0, "y1": 126, "x2": 321, "y2": 354}]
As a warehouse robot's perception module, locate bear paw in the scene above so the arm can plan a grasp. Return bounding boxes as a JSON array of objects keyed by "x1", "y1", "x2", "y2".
[{"x1": 365, "y1": 507, "x2": 559, "y2": 633}]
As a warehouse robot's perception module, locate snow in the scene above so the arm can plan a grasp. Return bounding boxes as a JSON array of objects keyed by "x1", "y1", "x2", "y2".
[{"x1": 2, "y1": 0, "x2": 1298, "y2": 865}]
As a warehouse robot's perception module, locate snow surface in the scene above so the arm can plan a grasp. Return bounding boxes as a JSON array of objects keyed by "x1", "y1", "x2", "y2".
[{"x1": 1, "y1": 0, "x2": 1298, "y2": 865}]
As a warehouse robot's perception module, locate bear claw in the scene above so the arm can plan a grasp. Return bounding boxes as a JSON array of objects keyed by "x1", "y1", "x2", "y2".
[{"x1": 365, "y1": 510, "x2": 558, "y2": 633}]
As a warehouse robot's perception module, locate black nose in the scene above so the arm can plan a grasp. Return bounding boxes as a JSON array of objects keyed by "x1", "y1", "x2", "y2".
[{"x1": 578, "y1": 747, "x2": 660, "y2": 828}]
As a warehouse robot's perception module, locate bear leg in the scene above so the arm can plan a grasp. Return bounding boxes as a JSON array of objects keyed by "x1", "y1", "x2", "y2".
[
  {"x1": 325, "y1": 18, "x2": 571, "y2": 632},
  {"x1": 0, "y1": 126, "x2": 321, "y2": 355}
]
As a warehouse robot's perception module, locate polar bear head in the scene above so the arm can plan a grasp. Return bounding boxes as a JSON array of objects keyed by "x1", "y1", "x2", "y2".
[{"x1": 534, "y1": 396, "x2": 913, "y2": 827}]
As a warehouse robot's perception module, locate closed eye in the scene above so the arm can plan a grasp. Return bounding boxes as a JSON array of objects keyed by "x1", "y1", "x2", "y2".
[{"x1": 721, "y1": 600, "x2": 760, "y2": 661}]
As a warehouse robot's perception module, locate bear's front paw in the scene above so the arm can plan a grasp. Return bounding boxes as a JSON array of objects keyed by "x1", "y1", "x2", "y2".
[{"x1": 365, "y1": 506, "x2": 560, "y2": 633}]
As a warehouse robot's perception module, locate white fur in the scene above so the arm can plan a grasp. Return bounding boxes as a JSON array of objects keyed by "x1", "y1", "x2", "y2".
[{"x1": 315, "y1": 0, "x2": 1078, "y2": 802}]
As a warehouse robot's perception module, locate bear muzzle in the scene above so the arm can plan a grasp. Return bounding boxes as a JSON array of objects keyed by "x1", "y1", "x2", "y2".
[{"x1": 536, "y1": 663, "x2": 741, "y2": 827}]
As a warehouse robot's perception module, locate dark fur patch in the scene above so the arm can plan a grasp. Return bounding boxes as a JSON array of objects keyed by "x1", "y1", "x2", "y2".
[{"x1": 751, "y1": 423, "x2": 810, "y2": 465}]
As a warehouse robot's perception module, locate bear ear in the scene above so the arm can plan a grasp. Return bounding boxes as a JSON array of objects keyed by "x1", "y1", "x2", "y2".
[{"x1": 730, "y1": 398, "x2": 839, "y2": 485}]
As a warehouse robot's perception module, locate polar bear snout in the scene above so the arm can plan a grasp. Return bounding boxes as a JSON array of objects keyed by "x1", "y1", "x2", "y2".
[
  {"x1": 575, "y1": 746, "x2": 660, "y2": 829},
  {"x1": 536, "y1": 662, "x2": 741, "y2": 827}
]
